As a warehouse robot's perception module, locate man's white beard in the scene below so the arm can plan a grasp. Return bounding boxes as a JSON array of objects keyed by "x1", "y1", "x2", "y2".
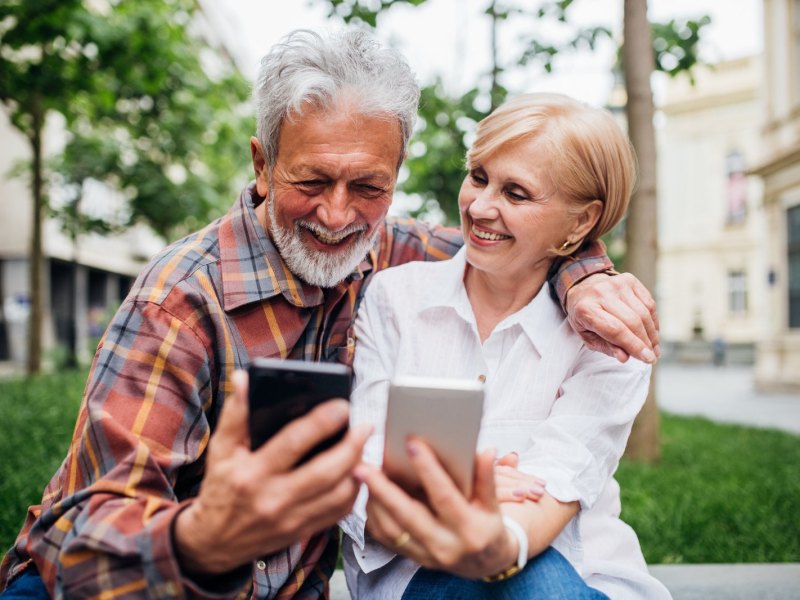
[{"x1": 268, "y1": 191, "x2": 377, "y2": 288}]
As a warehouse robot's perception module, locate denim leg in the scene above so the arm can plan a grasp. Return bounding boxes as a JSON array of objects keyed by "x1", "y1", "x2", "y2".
[
  {"x1": 0, "y1": 566, "x2": 50, "y2": 599},
  {"x1": 401, "y1": 547, "x2": 609, "y2": 600}
]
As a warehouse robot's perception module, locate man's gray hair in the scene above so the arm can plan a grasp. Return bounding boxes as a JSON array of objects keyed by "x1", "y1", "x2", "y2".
[{"x1": 254, "y1": 29, "x2": 420, "y2": 169}]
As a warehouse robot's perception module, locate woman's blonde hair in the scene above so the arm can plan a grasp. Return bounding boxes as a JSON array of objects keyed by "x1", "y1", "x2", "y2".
[{"x1": 466, "y1": 93, "x2": 637, "y2": 256}]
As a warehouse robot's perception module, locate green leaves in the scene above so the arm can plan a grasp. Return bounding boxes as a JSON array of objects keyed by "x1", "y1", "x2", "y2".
[
  {"x1": 401, "y1": 82, "x2": 490, "y2": 223},
  {"x1": 0, "y1": 0, "x2": 93, "y2": 133},
  {"x1": 322, "y1": 0, "x2": 431, "y2": 26},
  {"x1": 1, "y1": 0, "x2": 253, "y2": 242},
  {"x1": 651, "y1": 15, "x2": 711, "y2": 80}
]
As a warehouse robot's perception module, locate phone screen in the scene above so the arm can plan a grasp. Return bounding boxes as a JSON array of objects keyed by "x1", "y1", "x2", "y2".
[{"x1": 247, "y1": 358, "x2": 351, "y2": 462}]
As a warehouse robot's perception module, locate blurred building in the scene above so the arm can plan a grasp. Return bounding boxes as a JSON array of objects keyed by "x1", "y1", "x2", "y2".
[
  {"x1": 752, "y1": 0, "x2": 800, "y2": 390},
  {"x1": 656, "y1": 55, "x2": 766, "y2": 364}
]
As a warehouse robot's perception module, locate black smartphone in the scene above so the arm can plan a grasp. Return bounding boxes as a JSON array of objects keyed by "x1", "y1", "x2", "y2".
[{"x1": 247, "y1": 358, "x2": 352, "y2": 462}]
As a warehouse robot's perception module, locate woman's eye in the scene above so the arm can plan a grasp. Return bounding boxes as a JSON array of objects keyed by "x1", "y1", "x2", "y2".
[
  {"x1": 505, "y1": 189, "x2": 528, "y2": 201},
  {"x1": 470, "y1": 172, "x2": 487, "y2": 186}
]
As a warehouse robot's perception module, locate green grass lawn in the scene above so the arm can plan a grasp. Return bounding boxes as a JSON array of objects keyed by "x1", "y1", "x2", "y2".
[
  {"x1": 1, "y1": 370, "x2": 799, "y2": 564},
  {"x1": 0, "y1": 370, "x2": 85, "y2": 552},
  {"x1": 617, "y1": 413, "x2": 800, "y2": 564}
]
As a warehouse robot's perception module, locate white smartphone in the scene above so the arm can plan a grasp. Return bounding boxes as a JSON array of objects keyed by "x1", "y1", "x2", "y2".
[{"x1": 383, "y1": 375, "x2": 484, "y2": 497}]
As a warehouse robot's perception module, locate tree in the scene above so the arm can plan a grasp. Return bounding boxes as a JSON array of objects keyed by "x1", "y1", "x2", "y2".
[
  {"x1": 52, "y1": 0, "x2": 252, "y2": 241},
  {"x1": 60, "y1": 0, "x2": 253, "y2": 239},
  {"x1": 0, "y1": 0, "x2": 99, "y2": 374},
  {"x1": 0, "y1": 0, "x2": 251, "y2": 373},
  {"x1": 622, "y1": 0, "x2": 659, "y2": 461}
]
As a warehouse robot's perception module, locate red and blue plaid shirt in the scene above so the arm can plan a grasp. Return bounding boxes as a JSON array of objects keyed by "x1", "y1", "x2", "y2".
[{"x1": 1, "y1": 183, "x2": 612, "y2": 599}]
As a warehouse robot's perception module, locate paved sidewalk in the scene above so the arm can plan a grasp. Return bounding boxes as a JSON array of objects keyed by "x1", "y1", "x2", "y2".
[
  {"x1": 330, "y1": 565, "x2": 800, "y2": 599},
  {"x1": 649, "y1": 563, "x2": 800, "y2": 599},
  {"x1": 656, "y1": 363, "x2": 800, "y2": 435}
]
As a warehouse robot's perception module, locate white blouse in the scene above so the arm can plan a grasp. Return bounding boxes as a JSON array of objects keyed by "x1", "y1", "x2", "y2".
[{"x1": 340, "y1": 248, "x2": 671, "y2": 599}]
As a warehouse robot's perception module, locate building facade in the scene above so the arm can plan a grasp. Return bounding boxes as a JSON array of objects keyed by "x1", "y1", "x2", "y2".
[
  {"x1": 656, "y1": 55, "x2": 767, "y2": 364},
  {"x1": 753, "y1": 0, "x2": 800, "y2": 389}
]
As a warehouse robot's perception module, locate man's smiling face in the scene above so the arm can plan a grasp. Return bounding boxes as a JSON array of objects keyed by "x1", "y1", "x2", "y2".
[{"x1": 251, "y1": 102, "x2": 402, "y2": 288}]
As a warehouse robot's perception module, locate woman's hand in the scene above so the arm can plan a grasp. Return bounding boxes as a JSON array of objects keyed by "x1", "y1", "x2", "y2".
[
  {"x1": 356, "y1": 439, "x2": 518, "y2": 579},
  {"x1": 493, "y1": 452, "x2": 546, "y2": 504}
]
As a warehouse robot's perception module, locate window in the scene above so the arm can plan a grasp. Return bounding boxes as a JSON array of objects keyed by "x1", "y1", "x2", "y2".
[
  {"x1": 789, "y1": 205, "x2": 800, "y2": 327},
  {"x1": 725, "y1": 151, "x2": 747, "y2": 224},
  {"x1": 727, "y1": 271, "x2": 748, "y2": 315}
]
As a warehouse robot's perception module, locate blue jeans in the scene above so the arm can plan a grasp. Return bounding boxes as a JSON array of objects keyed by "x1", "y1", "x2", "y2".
[
  {"x1": 402, "y1": 547, "x2": 608, "y2": 600},
  {"x1": 1, "y1": 567, "x2": 49, "y2": 599}
]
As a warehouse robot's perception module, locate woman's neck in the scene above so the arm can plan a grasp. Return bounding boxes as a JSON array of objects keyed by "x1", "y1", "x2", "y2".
[{"x1": 464, "y1": 265, "x2": 549, "y2": 343}]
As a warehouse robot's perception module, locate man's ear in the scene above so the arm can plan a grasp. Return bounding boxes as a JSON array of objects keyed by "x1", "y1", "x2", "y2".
[
  {"x1": 570, "y1": 200, "x2": 603, "y2": 243},
  {"x1": 250, "y1": 136, "x2": 270, "y2": 198}
]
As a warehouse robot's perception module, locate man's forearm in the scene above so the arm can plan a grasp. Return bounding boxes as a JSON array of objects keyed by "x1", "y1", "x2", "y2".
[{"x1": 548, "y1": 239, "x2": 614, "y2": 311}]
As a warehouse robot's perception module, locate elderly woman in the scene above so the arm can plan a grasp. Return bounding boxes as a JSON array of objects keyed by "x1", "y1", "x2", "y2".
[{"x1": 341, "y1": 93, "x2": 671, "y2": 599}]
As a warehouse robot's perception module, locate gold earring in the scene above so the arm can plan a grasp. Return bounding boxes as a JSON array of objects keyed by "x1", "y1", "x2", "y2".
[{"x1": 559, "y1": 239, "x2": 572, "y2": 251}]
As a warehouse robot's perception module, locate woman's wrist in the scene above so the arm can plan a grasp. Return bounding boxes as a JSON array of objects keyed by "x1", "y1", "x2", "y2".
[{"x1": 483, "y1": 516, "x2": 528, "y2": 582}]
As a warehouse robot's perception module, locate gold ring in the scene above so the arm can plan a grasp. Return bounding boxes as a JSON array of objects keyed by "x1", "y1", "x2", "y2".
[{"x1": 393, "y1": 531, "x2": 411, "y2": 549}]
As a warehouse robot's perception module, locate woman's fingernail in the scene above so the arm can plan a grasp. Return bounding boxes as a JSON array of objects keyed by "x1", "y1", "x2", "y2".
[
  {"x1": 641, "y1": 348, "x2": 656, "y2": 363},
  {"x1": 407, "y1": 440, "x2": 420, "y2": 457},
  {"x1": 512, "y1": 488, "x2": 526, "y2": 498},
  {"x1": 654, "y1": 344, "x2": 662, "y2": 358},
  {"x1": 529, "y1": 484, "x2": 545, "y2": 496}
]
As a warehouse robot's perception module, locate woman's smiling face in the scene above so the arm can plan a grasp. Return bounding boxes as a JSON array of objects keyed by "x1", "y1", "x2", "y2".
[{"x1": 458, "y1": 136, "x2": 585, "y2": 283}]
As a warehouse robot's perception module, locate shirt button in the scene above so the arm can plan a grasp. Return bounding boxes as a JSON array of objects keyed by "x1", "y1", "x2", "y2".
[
  {"x1": 256, "y1": 560, "x2": 267, "y2": 570},
  {"x1": 478, "y1": 374, "x2": 487, "y2": 383}
]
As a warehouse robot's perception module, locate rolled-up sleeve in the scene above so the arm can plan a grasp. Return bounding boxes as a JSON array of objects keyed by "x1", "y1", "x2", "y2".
[{"x1": 517, "y1": 350, "x2": 651, "y2": 509}]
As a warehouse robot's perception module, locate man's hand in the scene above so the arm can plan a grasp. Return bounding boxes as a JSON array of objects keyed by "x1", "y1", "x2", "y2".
[
  {"x1": 174, "y1": 370, "x2": 371, "y2": 576},
  {"x1": 565, "y1": 272, "x2": 660, "y2": 364}
]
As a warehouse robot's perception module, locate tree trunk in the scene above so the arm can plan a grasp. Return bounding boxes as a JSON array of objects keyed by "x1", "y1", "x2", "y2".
[
  {"x1": 622, "y1": 0, "x2": 660, "y2": 461},
  {"x1": 26, "y1": 98, "x2": 44, "y2": 375}
]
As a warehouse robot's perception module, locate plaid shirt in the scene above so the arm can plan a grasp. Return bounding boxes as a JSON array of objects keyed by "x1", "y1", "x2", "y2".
[{"x1": 1, "y1": 183, "x2": 612, "y2": 599}]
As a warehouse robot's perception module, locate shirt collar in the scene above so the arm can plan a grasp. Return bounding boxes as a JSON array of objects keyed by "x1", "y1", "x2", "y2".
[
  {"x1": 417, "y1": 247, "x2": 474, "y2": 322},
  {"x1": 219, "y1": 183, "x2": 374, "y2": 312},
  {"x1": 513, "y1": 281, "x2": 567, "y2": 355},
  {"x1": 418, "y1": 246, "x2": 566, "y2": 354}
]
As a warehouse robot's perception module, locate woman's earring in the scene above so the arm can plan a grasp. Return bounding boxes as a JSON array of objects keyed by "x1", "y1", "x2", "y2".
[{"x1": 559, "y1": 239, "x2": 572, "y2": 251}]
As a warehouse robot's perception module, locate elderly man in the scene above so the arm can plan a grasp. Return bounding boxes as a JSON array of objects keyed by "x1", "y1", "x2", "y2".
[{"x1": 1, "y1": 29, "x2": 658, "y2": 599}]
